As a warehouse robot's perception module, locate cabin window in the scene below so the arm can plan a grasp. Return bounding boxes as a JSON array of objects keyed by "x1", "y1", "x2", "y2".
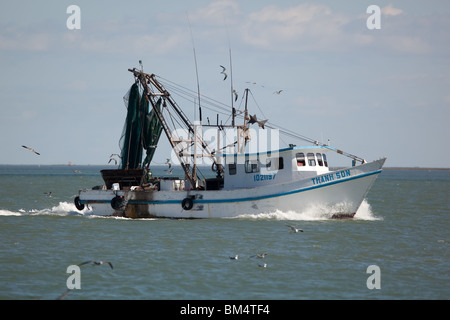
[
  {"x1": 323, "y1": 154, "x2": 328, "y2": 167},
  {"x1": 266, "y1": 157, "x2": 284, "y2": 171},
  {"x1": 245, "y1": 159, "x2": 259, "y2": 173},
  {"x1": 228, "y1": 163, "x2": 237, "y2": 175},
  {"x1": 296, "y1": 153, "x2": 306, "y2": 166},
  {"x1": 278, "y1": 157, "x2": 284, "y2": 170},
  {"x1": 316, "y1": 153, "x2": 323, "y2": 166},
  {"x1": 307, "y1": 153, "x2": 316, "y2": 166}
]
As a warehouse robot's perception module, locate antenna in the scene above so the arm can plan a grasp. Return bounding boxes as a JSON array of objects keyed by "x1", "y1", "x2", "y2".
[
  {"x1": 230, "y1": 48, "x2": 235, "y2": 127},
  {"x1": 225, "y1": 21, "x2": 235, "y2": 127},
  {"x1": 186, "y1": 13, "x2": 202, "y2": 123}
]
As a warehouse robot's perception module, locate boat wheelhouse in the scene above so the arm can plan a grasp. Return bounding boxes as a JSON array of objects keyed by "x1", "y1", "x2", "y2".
[{"x1": 221, "y1": 146, "x2": 331, "y2": 190}]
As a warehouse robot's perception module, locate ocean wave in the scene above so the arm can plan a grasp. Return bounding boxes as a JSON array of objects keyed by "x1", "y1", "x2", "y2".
[{"x1": 234, "y1": 199, "x2": 382, "y2": 221}]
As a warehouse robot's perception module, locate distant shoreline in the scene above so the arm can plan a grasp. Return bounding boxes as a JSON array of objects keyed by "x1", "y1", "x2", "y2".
[
  {"x1": 1, "y1": 164, "x2": 449, "y2": 171},
  {"x1": 332, "y1": 167, "x2": 450, "y2": 171}
]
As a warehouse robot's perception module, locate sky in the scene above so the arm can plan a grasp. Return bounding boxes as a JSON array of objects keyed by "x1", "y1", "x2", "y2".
[{"x1": 0, "y1": 0, "x2": 449, "y2": 168}]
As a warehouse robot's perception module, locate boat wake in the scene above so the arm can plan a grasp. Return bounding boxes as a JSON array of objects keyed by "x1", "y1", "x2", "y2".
[
  {"x1": 234, "y1": 199, "x2": 382, "y2": 221},
  {"x1": 0, "y1": 202, "x2": 90, "y2": 217},
  {"x1": 1, "y1": 200, "x2": 381, "y2": 221},
  {"x1": 0, "y1": 202, "x2": 154, "y2": 220}
]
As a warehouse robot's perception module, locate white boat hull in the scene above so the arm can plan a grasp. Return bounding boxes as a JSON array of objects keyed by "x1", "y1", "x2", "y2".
[{"x1": 77, "y1": 158, "x2": 385, "y2": 219}]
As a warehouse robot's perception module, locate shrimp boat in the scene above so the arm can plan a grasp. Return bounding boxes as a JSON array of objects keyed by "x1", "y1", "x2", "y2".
[{"x1": 74, "y1": 67, "x2": 386, "y2": 219}]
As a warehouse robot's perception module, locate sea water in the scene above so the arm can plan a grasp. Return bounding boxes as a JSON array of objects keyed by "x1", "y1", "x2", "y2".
[{"x1": 0, "y1": 165, "x2": 448, "y2": 301}]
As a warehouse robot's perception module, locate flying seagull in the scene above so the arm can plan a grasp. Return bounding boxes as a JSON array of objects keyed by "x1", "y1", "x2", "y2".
[
  {"x1": 164, "y1": 168, "x2": 173, "y2": 175},
  {"x1": 56, "y1": 259, "x2": 113, "y2": 300},
  {"x1": 246, "y1": 81, "x2": 265, "y2": 88},
  {"x1": 166, "y1": 158, "x2": 172, "y2": 169},
  {"x1": 286, "y1": 225, "x2": 303, "y2": 233},
  {"x1": 273, "y1": 90, "x2": 283, "y2": 95},
  {"x1": 220, "y1": 65, "x2": 228, "y2": 80},
  {"x1": 248, "y1": 114, "x2": 268, "y2": 129},
  {"x1": 22, "y1": 145, "x2": 40, "y2": 155},
  {"x1": 78, "y1": 260, "x2": 114, "y2": 269},
  {"x1": 233, "y1": 89, "x2": 238, "y2": 102},
  {"x1": 108, "y1": 153, "x2": 121, "y2": 165},
  {"x1": 250, "y1": 252, "x2": 268, "y2": 259}
]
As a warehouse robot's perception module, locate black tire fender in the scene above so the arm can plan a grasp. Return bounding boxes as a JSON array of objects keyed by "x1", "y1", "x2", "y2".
[
  {"x1": 181, "y1": 197, "x2": 194, "y2": 210},
  {"x1": 74, "y1": 196, "x2": 85, "y2": 211},
  {"x1": 111, "y1": 195, "x2": 127, "y2": 210}
]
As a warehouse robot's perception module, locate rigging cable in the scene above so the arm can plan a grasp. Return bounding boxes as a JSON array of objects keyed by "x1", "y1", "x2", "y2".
[{"x1": 154, "y1": 75, "x2": 365, "y2": 162}]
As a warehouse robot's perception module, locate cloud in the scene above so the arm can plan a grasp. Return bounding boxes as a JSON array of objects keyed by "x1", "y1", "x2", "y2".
[
  {"x1": 240, "y1": 3, "x2": 350, "y2": 51},
  {"x1": 189, "y1": 0, "x2": 240, "y2": 24},
  {"x1": 0, "y1": 26, "x2": 52, "y2": 51},
  {"x1": 1, "y1": 1, "x2": 448, "y2": 58},
  {"x1": 381, "y1": 4, "x2": 403, "y2": 16}
]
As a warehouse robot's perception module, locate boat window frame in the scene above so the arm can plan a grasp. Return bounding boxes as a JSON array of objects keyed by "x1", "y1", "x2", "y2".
[
  {"x1": 296, "y1": 152, "x2": 306, "y2": 166},
  {"x1": 322, "y1": 153, "x2": 328, "y2": 167},
  {"x1": 266, "y1": 157, "x2": 284, "y2": 171},
  {"x1": 307, "y1": 153, "x2": 316, "y2": 166},
  {"x1": 316, "y1": 153, "x2": 323, "y2": 166},
  {"x1": 245, "y1": 158, "x2": 260, "y2": 173},
  {"x1": 228, "y1": 163, "x2": 237, "y2": 175}
]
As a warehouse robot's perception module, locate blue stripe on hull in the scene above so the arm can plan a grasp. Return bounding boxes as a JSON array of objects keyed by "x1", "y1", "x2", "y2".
[{"x1": 84, "y1": 169, "x2": 381, "y2": 206}]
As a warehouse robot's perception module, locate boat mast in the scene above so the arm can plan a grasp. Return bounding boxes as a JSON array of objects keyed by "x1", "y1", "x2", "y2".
[
  {"x1": 128, "y1": 68, "x2": 223, "y2": 186},
  {"x1": 128, "y1": 68, "x2": 196, "y2": 187}
]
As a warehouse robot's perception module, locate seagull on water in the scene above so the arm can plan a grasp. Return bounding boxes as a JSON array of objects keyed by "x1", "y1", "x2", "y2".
[
  {"x1": 286, "y1": 225, "x2": 303, "y2": 233},
  {"x1": 220, "y1": 65, "x2": 228, "y2": 80},
  {"x1": 229, "y1": 254, "x2": 238, "y2": 260},
  {"x1": 258, "y1": 263, "x2": 267, "y2": 268},
  {"x1": 78, "y1": 260, "x2": 114, "y2": 269},
  {"x1": 22, "y1": 145, "x2": 40, "y2": 155}
]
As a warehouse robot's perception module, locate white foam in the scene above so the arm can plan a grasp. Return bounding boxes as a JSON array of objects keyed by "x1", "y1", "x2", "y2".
[
  {"x1": 2, "y1": 200, "x2": 381, "y2": 221},
  {"x1": 236, "y1": 199, "x2": 381, "y2": 221},
  {"x1": 0, "y1": 202, "x2": 93, "y2": 217},
  {"x1": 354, "y1": 199, "x2": 383, "y2": 221},
  {"x1": 0, "y1": 210, "x2": 23, "y2": 216}
]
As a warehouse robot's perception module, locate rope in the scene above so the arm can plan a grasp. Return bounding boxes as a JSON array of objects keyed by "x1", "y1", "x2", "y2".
[{"x1": 154, "y1": 75, "x2": 365, "y2": 163}]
